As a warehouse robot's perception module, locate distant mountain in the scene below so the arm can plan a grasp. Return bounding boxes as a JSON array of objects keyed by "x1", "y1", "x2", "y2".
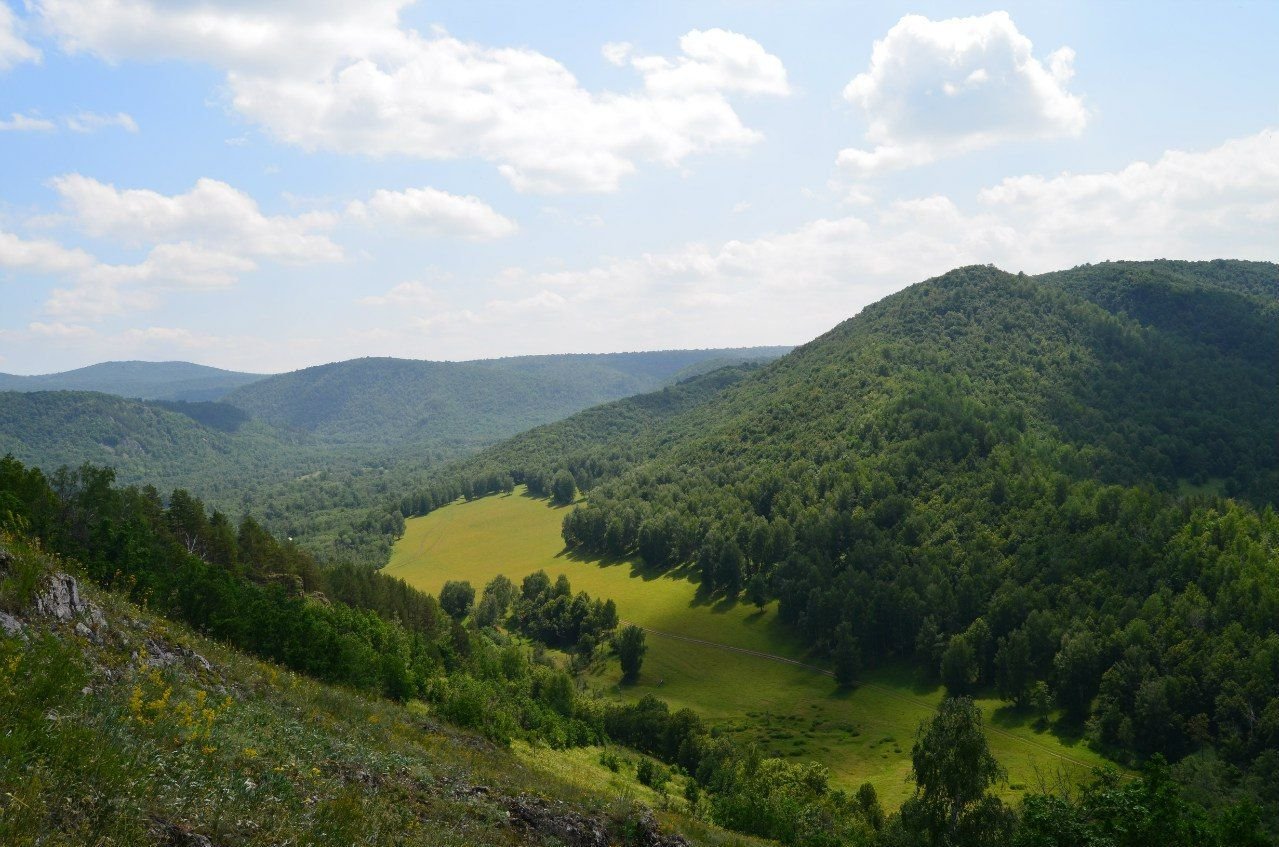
[
  {"x1": 0, "y1": 360, "x2": 270, "y2": 401},
  {"x1": 0, "y1": 346, "x2": 790, "y2": 563},
  {"x1": 0, "y1": 391, "x2": 307, "y2": 499},
  {"x1": 223, "y1": 348, "x2": 790, "y2": 448}
]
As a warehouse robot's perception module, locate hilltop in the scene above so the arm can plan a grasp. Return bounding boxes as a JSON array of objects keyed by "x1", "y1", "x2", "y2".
[{"x1": 0, "y1": 360, "x2": 269, "y2": 401}]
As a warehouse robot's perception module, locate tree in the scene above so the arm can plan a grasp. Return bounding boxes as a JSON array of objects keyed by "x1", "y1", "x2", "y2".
[
  {"x1": 551, "y1": 470, "x2": 577, "y2": 506},
  {"x1": 995, "y1": 629, "x2": 1034, "y2": 707},
  {"x1": 747, "y1": 572, "x2": 769, "y2": 608},
  {"x1": 1029, "y1": 681, "x2": 1053, "y2": 727},
  {"x1": 1053, "y1": 631, "x2": 1102, "y2": 722},
  {"x1": 833, "y1": 625, "x2": 862, "y2": 688},
  {"x1": 856, "y1": 782, "x2": 885, "y2": 830},
  {"x1": 900, "y1": 697, "x2": 1013, "y2": 847},
  {"x1": 439, "y1": 580, "x2": 475, "y2": 620},
  {"x1": 474, "y1": 574, "x2": 517, "y2": 627},
  {"x1": 941, "y1": 635, "x2": 978, "y2": 694},
  {"x1": 614, "y1": 624, "x2": 647, "y2": 682}
]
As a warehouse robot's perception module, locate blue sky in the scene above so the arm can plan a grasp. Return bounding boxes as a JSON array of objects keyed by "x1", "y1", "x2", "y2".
[{"x1": 1, "y1": 1, "x2": 1276, "y2": 374}]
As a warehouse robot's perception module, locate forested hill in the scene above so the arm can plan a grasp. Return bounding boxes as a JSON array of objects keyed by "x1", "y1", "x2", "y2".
[
  {"x1": 223, "y1": 347, "x2": 789, "y2": 447},
  {"x1": 0, "y1": 391, "x2": 308, "y2": 500},
  {"x1": 0, "y1": 360, "x2": 269, "y2": 401},
  {"x1": 415, "y1": 260, "x2": 1279, "y2": 815},
  {"x1": 0, "y1": 346, "x2": 788, "y2": 563}
]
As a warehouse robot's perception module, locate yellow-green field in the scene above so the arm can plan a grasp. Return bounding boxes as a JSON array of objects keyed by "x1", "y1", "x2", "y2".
[{"x1": 386, "y1": 488, "x2": 1113, "y2": 807}]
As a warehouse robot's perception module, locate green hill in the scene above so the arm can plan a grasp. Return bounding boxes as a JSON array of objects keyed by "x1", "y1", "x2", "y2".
[
  {"x1": 0, "y1": 360, "x2": 269, "y2": 401},
  {"x1": 224, "y1": 348, "x2": 790, "y2": 448},
  {"x1": 406, "y1": 260, "x2": 1279, "y2": 822},
  {"x1": 0, "y1": 391, "x2": 307, "y2": 495},
  {"x1": 0, "y1": 348, "x2": 790, "y2": 565}
]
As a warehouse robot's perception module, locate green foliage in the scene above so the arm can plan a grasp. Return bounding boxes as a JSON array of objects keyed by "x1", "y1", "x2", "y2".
[
  {"x1": 510, "y1": 570, "x2": 617, "y2": 651},
  {"x1": 439, "y1": 580, "x2": 475, "y2": 619},
  {"x1": 614, "y1": 624, "x2": 647, "y2": 682},
  {"x1": 899, "y1": 698, "x2": 1010, "y2": 847},
  {"x1": 550, "y1": 469, "x2": 577, "y2": 506},
  {"x1": 635, "y1": 757, "x2": 669, "y2": 790}
]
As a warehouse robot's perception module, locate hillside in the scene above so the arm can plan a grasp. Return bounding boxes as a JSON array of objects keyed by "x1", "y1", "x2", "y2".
[
  {"x1": 407, "y1": 260, "x2": 1279, "y2": 825},
  {"x1": 0, "y1": 391, "x2": 309, "y2": 495},
  {"x1": 0, "y1": 529, "x2": 736, "y2": 847},
  {"x1": 0, "y1": 348, "x2": 788, "y2": 564},
  {"x1": 224, "y1": 348, "x2": 790, "y2": 448},
  {"x1": 0, "y1": 360, "x2": 269, "y2": 401},
  {"x1": 2, "y1": 451, "x2": 1265, "y2": 847}
]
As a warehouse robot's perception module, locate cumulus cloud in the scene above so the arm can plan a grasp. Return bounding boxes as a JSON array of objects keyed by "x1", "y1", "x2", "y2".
[
  {"x1": 0, "y1": 112, "x2": 56, "y2": 131},
  {"x1": 0, "y1": 230, "x2": 96, "y2": 273},
  {"x1": 0, "y1": 3, "x2": 40, "y2": 70},
  {"x1": 35, "y1": 1, "x2": 788, "y2": 192},
  {"x1": 347, "y1": 187, "x2": 517, "y2": 240},
  {"x1": 64, "y1": 111, "x2": 138, "y2": 133},
  {"x1": 392, "y1": 129, "x2": 1278, "y2": 356},
  {"x1": 50, "y1": 174, "x2": 342, "y2": 262},
  {"x1": 3, "y1": 176, "x2": 344, "y2": 322},
  {"x1": 840, "y1": 12, "x2": 1087, "y2": 174}
]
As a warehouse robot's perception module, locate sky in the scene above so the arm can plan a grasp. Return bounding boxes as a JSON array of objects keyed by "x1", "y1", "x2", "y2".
[{"x1": 0, "y1": 1, "x2": 1276, "y2": 375}]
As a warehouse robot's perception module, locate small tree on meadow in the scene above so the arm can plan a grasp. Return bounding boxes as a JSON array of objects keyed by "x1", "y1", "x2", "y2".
[{"x1": 614, "y1": 624, "x2": 648, "y2": 683}]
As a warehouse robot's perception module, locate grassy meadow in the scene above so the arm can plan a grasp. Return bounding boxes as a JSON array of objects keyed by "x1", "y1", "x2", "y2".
[{"x1": 385, "y1": 488, "x2": 1115, "y2": 808}]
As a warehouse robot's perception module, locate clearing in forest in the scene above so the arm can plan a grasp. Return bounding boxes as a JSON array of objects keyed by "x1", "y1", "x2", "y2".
[{"x1": 385, "y1": 487, "x2": 1113, "y2": 807}]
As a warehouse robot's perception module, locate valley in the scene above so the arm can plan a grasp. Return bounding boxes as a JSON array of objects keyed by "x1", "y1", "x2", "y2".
[{"x1": 385, "y1": 487, "x2": 1112, "y2": 807}]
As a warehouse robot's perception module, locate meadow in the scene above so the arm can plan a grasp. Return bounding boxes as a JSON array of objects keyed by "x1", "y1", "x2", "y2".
[{"x1": 385, "y1": 488, "x2": 1115, "y2": 808}]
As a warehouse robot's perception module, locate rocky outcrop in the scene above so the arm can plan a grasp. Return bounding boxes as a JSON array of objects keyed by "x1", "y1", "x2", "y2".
[
  {"x1": 503, "y1": 795, "x2": 691, "y2": 847},
  {"x1": 34, "y1": 572, "x2": 105, "y2": 626},
  {"x1": 0, "y1": 610, "x2": 22, "y2": 637}
]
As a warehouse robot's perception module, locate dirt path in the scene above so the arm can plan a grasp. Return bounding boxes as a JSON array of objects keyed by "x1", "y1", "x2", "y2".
[{"x1": 624, "y1": 621, "x2": 1104, "y2": 774}]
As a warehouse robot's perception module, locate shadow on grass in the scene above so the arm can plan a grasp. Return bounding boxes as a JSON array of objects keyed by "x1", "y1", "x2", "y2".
[
  {"x1": 556, "y1": 546, "x2": 696, "y2": 585},
  {"x1": 991, "y1": 704, "x2": 1089, "y2": 748},
  {"x1": 515, "y1": 489, "x2": 576, "y2": 510}
]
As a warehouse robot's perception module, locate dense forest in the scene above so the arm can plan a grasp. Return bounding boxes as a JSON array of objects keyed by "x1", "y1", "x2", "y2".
[
  {"x1": 402, "y1": 260, "x2": 1279, "y2": 826},
  {"x1": 3, "y1": 451, "x2": 1271, "y2": 846},
  {"x1": 0, "y1": 347, "x2": 788, "y2": 565}
]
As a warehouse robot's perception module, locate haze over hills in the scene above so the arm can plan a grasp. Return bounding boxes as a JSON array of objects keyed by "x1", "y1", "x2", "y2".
[
  {"x1": 223, "y1": 347, "x2": 790, "y2": 447},
  {"x1": 0, "y1": 360, "x2": 270, "y2": 401}
]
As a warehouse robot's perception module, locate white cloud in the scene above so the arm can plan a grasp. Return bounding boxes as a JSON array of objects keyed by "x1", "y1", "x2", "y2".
[
  {"x1": 50, "y1": 174, "x2": 342, "y2": 262},
  {"x1": 35, "y1": 1, "x2": 788, "y2": 192},
  {"x1": 64, "y1": 110, "x2": 138, "y2": 133},
  {"x1": 0, "y1": 3, "x2": 40, "y2": 70},
  {"x1": 347, "y1": 187, "x2": 517, "y2": 240},
  {"x1": 0, "y1": 230, "x2": 96, "y2": 273},
  {"x1": 840, "y1": 12, "x2": 1087, "y2": 175},
  {"x1": 360, "y1": 280, "x2": 438, "y2": 307},
  {"x1": 628, "y1": 28, "x2": 790, "y2": 97},
  {"x1": 0, "y1": 112, "x2": 56, "y2": 131},
  {"x1": 4, "y1": 176, "x2": 344, "y2": 322},
  {"x1": 396, "y1": 129, "x2": 1278, "y2": 356}
]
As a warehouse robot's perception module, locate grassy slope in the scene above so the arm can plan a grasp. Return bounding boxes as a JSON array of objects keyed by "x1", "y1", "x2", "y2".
[
  {"x1": 385, "y1": 490, "x2": 1113, "y2": 808},
  {"x1": 0, "y1": 533, "x2": 758, "y2": 847}
]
